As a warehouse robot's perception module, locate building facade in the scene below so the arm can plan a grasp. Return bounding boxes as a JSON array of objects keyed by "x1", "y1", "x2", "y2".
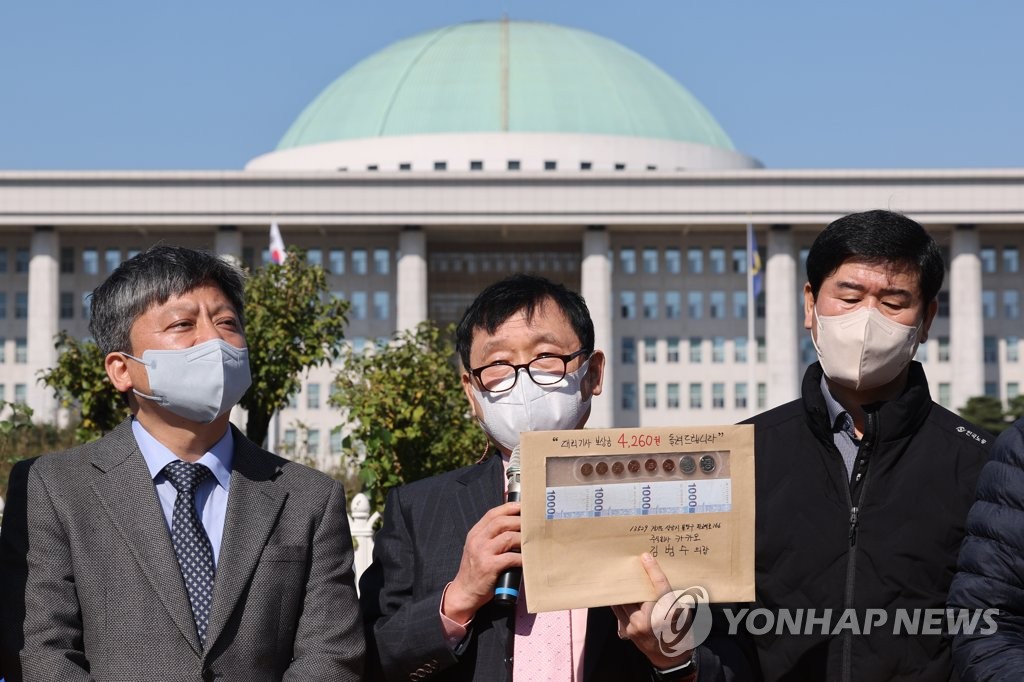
[{"x1": 2, "y1": 20, "x2": 1022, "y2": 472}]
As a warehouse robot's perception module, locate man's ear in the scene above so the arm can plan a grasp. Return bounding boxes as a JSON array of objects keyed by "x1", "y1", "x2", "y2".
[
  {"x1": 803, "y1": 283, "x2": 815, "y2": 330},
  {"x1": 461, "y1": 371, "x2": 480, "y2": 419},
  {"x1": 920, "y1": 298, "x2": 939, "y2": 342},
  {"x1": 105, "y1": 352, "x2": 134, "y2": 393},
  {"x1": 583, "y1": 350, "x2": 606, "y2": 399}
]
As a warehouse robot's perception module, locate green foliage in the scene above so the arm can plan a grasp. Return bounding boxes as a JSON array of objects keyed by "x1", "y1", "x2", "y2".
[
  {"x1": 0, "y1": 402, "x2": 78, "y2": 498},
  {"x1": 958, "y1": 395, "x2": 1011, "y2": 434},
  {"x1": 241, "y1": 247, "x2": 349, "y2": 447},
  {"x1": 39, "y1": 331, "x2": 128, "y2": 442},
  {"x1": 331, "y1": 321, "x2": 487, "y2": 512}
]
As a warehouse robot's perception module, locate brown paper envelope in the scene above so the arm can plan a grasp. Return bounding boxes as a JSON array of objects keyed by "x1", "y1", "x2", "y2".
[{"x1": 520, "y1": 425, "x2": 755, "y2": 613}]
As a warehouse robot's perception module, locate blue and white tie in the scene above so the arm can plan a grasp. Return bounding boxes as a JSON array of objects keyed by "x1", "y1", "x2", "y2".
[{"x1": 163, "y1": 460, "x2": 216, "y2": 646}]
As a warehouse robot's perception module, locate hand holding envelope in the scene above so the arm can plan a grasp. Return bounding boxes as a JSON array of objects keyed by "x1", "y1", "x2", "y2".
[{"x1": 611, "y1": 552, "x2": 697, "y2": 670}]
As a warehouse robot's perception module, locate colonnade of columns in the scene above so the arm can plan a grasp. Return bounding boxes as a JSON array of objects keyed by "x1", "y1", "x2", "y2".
[{"x1": 18, "y1": 224, "x2": 986, "y2": 424}]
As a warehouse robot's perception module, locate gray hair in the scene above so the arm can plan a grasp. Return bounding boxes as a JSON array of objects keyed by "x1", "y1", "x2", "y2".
[{"x1": 89, "y1": 245, "x2": 247, "y2": 356}]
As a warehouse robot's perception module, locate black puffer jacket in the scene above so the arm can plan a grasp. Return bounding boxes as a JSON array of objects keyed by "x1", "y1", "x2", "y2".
[
  {"x1": 948, "y1": 417, "x2": 1024, "y2": 681},
  {"x1": 744, "y1": 362, "x2": 990, "y2": 681}
]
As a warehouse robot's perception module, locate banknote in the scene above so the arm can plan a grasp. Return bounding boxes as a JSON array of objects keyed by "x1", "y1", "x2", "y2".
[{"x1": 544, "y1": 478, "x2": 732, "y2": 519}]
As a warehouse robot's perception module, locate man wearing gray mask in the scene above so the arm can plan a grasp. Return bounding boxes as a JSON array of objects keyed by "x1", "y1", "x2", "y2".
[
  {"x1": 0, "y1": 245, "x2": 364, "y2": 680},
  {"x1": 742, "y1": 210, "x2": 991, "y2": 681},
  {"x1": 360, "y1": 274, "x2": 752, "y2": 681}
]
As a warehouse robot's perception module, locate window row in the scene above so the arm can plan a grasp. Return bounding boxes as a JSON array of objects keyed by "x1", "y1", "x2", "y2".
[
  {"x1": 980, "y1": 246, "x2": 1020, "y2": 274},
  {"x1": 620, "y1": 290, "x2": 762, "y2": 320},
  {"x1": 240, "y1": 247, "x2": 391, "y2": 276},
  {"x1": 2, "y1": 244, "x2": 1018, "y2": 277},
  {"x1": 620, "y1": 336, "x2": 767, "y2": 364},
  {"x1": 0, "y1": 247, "x2": 141, "y2": 277},
  {"x1": 621, "y1": 382, "x2": 767, "y2": 411},
  {"x1": 344, "y1": 160, "x2": 646, "y2": 172},
  {"x1": 909, "y1": 336, "x2": 1021, "y2": 364},
  {"x1": 981, "y1": 290, "x2": 1021, "y2": 319},
  {"x1": 4, "y1": 289, "x2": 391, "y2": 323},
  {"x1": 285, "y1": 382, "x2": 328, "y2": 410},
  {"x1": 937, "y1": 382, "x2": 1024, "y2": 408},
  {"x1": 0, "y1": 338, "x2": 28, "y2": 364},
  {"x1": 0, "y1": 383, "x2": 28, "y2": 405},
  {"x1": 801, "y1": 334, "x2": 1022, "y2": 366},
  {"x1": 281, "y1": 427, "x2": 349, "y2": 456},
  {"x1": 936, "y1": 382, "x2": 1024, "y2": 408},
  {"x1": 329, "y1": 291, "x2": 391, "y2": 321},
  {"x1": 429, "y1": 251, "x2": 579, "y2": 276},
  {"x1": 615, "y1": 246, "x2": 759, "y2": 276}
]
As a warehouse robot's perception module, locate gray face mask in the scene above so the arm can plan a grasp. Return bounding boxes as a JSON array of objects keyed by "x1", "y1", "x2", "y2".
[{"x1": 122, "y1": 338, "x2": 252, "y2": 424}]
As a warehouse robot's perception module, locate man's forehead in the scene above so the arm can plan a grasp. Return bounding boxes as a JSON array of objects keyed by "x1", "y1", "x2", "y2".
[
  {"x1": 471, "y1": 299, "x2": 578, "y2": 350},
  {"x1": 829, "y1": 258, "x2": 922, "y2": 292},
  {"x1": 135, "y1": 285, "x2": 238, "y2": 322}
]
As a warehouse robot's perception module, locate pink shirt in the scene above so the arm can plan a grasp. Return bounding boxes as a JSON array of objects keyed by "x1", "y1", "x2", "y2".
[{"x1": 439, "y1": 454, "x2": 589, "y2": 679}]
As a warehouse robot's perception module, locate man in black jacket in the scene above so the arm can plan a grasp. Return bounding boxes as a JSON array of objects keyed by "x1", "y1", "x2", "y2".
[{"x1": 743, "y1": 210, "x2": 991, "y2": 681}]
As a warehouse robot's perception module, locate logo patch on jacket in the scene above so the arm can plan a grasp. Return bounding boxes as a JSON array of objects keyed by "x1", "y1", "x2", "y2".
[{"x1": 956, "y1": 425, "x2": 988, "y2": 445}]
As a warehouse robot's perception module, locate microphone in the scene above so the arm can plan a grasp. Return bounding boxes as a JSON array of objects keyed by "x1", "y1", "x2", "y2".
[{"x1": 494, "y1": 444, "x2": 522, "y2": 606}]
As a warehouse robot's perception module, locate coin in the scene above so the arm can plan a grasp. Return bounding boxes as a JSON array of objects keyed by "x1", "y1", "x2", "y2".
[{"x1": 699, "y1": 454, "x2": 717, "y2": 473}]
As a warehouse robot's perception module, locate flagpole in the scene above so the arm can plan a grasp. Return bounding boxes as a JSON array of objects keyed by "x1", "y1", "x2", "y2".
[{"x1": 746, "y1": 222, "x2": 756, "y2": 417}]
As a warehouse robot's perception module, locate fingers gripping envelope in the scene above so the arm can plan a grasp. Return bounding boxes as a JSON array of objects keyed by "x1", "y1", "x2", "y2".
[{"x1": 520, "y1": 425, "x2": 755, "y2": 612}]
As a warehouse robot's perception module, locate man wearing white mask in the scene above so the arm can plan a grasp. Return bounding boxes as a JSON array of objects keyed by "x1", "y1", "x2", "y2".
[
  {"x1": 743, "y1": 210, "x2": 991, "y2": 681},
  {"x1": 360, "y1": 274, "x2": 751, "y2": 681},
  {"x1": 0, "y1": 246, "x2": 364, "y2": 680}
]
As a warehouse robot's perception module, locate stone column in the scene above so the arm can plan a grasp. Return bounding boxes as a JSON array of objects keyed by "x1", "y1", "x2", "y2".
[
  {"x1": 581, "y1": 226, "x2": 613, "y2": 428},
  {"x1": 396, "y1": 226, "x2": 428, "y2": 333},
  {"x1": 951, "y1": 224, "x2": 984, "y2": 408},
  {"x1": 27, "y1": 226, "x2": 59, "y2": 422},
  {"x1": 215, "y1": 225, "x2": 242, "y2": 265},
  {"x1": 766, "y1": 224, "x2": 799, "y2": 407}
]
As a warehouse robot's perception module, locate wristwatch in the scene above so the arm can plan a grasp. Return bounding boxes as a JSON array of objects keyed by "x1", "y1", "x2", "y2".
[{"x1": 652, "y1": 653, "x2": 698, "y2": 681}]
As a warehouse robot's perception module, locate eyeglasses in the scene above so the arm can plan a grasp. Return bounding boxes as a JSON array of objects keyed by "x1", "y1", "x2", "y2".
[{"x1": 470, "y1": 348, "x2": 591, "y2": 393}]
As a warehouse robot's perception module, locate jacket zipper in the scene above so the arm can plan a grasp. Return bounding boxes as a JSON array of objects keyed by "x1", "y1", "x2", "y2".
[{"x1": 840, "y1": 410, "x2": 875, "y2": 682}]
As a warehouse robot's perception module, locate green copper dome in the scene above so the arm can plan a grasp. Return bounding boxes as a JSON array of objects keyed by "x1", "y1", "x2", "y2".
[{"x1": 277, "y1": 20, "x2": 736, "y2": 151}]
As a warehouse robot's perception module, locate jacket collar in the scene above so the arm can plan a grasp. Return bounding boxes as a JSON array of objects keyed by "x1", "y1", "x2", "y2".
[{"x1": 802, "y1": 361, "x2": 933, "y2": 447}]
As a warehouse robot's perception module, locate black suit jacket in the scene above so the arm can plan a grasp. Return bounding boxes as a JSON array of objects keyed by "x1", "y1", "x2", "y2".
[{"x1": 359, "y1": 454, "x2": 751, "y2": 681}]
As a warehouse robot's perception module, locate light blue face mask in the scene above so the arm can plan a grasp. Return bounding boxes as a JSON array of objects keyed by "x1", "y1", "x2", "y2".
[{"x1": 122, "y1": 338, "x2": 252, "y2": 424}]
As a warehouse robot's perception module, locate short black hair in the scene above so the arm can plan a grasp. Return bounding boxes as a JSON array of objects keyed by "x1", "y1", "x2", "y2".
[
  {"x1": 455, "y1": 274, "x2": 595, "y2": 369},
  {"x1": 89, "y1": 245, "x2": 246, "y2": 356},
  {"x1": 806, "y1": 210, "x2": 945, "y2": 303}
]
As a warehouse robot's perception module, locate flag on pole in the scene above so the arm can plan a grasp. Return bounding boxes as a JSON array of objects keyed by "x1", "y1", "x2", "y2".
[
  {"x1": 748, "y1": 223, "x2": 763, "y2": 299},
  {"x1": 269, "y1": 222, "x2": 287, "y2": 265}
]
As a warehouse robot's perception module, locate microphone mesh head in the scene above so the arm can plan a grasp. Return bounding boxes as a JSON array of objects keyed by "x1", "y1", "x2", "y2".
[{"x1": 508, "y1": 444, "x2": 521, "y2": 476}]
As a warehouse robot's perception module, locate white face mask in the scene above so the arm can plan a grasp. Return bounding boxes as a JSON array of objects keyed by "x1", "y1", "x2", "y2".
[
  {"x1": 812, "y1": 306, "x2": 921, "y2": 391},
  {"x1": 123, "y1": 338, "x2": 252, "y2": 423},
  {"x1": 473, "y1": 360, "x2": 592, "y2": 452}
]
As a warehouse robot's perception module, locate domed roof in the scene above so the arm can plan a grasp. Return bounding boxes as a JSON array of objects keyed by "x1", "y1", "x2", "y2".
[{"x1": 276, "y1": 20, "x2": 736, "y2": 152}]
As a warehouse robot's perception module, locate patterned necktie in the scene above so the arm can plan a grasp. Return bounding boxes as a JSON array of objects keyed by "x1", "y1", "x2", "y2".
[
  {"x1": 163, "y1": 460, "x2": 216, "y2": 646},
  {"x1": 513, "y1": 583, "x2": 575, "y2": 681}
]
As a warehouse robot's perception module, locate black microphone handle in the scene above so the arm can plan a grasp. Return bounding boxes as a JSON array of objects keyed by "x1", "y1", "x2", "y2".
[{"x1": 494, "y1": 487, "x2": 522, "y2": 606}]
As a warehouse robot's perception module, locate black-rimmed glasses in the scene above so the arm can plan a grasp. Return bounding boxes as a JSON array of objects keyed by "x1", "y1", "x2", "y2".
[{"x1": 470, "y1": 348, "x2": 591, "y2": 393}]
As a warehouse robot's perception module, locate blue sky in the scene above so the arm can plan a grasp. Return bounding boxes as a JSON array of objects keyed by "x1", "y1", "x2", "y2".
[{"x1": 1, "y1": 1, "x2": 1020, "y2": 170}]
